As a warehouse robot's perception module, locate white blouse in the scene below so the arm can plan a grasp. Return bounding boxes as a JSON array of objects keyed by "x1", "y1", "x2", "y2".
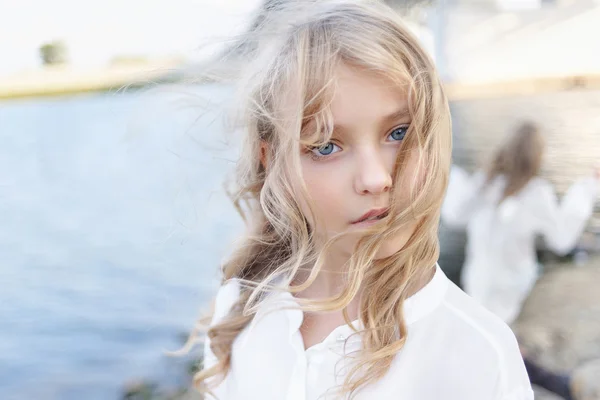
[
  {"x1": 203, "y1": 265, "x2": 533, "y2": 400},
  {"x1": 442, "y1": 166, "x2": 598, "y2": 324}
]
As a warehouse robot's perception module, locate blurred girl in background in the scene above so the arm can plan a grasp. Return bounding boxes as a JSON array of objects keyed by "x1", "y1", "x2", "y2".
[{"x1": 443, "y1": 121, "x2": 599, "y2": 399}]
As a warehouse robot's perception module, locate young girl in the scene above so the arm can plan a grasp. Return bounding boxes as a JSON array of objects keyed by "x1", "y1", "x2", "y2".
[
  {"x1": 442, "y1": 122, "x2": 599, "y2": 399},
  {"x1": 443, "y1": 122, "x2": 599, "y2": 325},
  {"x1": 188, "y1": 1, "x2": 532, "y2": 399}
]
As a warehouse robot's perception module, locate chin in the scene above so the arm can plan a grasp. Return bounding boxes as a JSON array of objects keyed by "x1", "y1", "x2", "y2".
[{"x1": 326, "y1": 224, "x2": 415, "y2": 260}]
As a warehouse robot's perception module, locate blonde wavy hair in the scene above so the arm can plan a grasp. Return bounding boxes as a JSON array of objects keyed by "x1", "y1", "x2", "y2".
[
  {"x1": 486, "y1": 121, "x2": 544, "y2": 203},
  {"x1": 186, "y1": 0, "x2": 452, "y2": 398}
]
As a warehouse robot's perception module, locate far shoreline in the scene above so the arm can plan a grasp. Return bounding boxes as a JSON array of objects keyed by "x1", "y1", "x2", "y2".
[{"x1": 1, "y1": 64, "x2": 599, "y2": 101}]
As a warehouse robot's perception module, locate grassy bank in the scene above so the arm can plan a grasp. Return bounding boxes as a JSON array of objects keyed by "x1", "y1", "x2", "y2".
[
  {"x1": 444, "y1": 74, "x2": 600, "y2": 100},
  {"x1": 0, "y1": 61, "x2": 184, "y2": 100}
]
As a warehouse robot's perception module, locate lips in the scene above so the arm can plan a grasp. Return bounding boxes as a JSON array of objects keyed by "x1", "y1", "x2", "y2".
[{"x1": 351, "y1": 207, "x2": 389, "y2": 224}]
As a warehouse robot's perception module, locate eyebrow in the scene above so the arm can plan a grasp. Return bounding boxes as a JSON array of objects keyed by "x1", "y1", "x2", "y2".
[
  {"x1": 381, "y1": 107, "x2": 410, "y2": 123},
  {"x1": 332, "y1": 107, "x2": 410, "y2": 132}
]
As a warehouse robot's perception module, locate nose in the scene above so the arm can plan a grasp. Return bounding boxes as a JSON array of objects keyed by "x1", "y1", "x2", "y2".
[{"x1": 354, "y1": 148, "x2": 393, "y2": 195}]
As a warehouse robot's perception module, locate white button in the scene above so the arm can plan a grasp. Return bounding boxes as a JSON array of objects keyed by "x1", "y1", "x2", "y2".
[{"x1": 336, "y1": 334, "x2": 345, "y2": 342}]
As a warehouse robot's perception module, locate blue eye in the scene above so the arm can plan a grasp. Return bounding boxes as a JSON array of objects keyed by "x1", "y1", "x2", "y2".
[
  {"x1": 388, "y1": 126, "x2": 408, "y2": 141},
  {"x1": 310, "y1": 142, "x2": 341, "y2": 157}
]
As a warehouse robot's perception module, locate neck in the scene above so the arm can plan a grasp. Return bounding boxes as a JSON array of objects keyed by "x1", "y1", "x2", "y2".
[
  {"x1": 294, "y1": 251, "x2": 436, "y2": 309},
  {"x1": 404, "y1": 263, "x2": 436, "y2": 298},
  {"x1": 294, "y1": 249, "x2": 352, "y2": 299}
]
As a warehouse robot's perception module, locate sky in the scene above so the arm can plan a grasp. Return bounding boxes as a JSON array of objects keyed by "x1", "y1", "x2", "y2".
[{"x1": 0, "y1": 0, "x2": 263, "y2": 75}]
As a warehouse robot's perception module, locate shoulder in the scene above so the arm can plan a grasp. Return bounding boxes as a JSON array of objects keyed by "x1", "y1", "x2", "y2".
[
  {"x1": 436, "y1": 282, "x2": 533, "y2": 397},
  {"x1": 388, "y1": 272, "x2": 533, "y2": 399},
  {"x1": 515, "y1": 178, "x2": 556, "y2": 211},
  {"x1": 211, "y1": 278, "x2": 241, "y2": 323},
  {"x1": 442, "y1": 282, "x2": 521, "y2": 352},
  {"x1": 522, "y1": 177, "x2": 554, "y2": 198}
]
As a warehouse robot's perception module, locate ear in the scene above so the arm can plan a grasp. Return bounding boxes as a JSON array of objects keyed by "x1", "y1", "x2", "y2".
[{"x1": 260, "y1": 141, "x2": 269, "y2": 170}]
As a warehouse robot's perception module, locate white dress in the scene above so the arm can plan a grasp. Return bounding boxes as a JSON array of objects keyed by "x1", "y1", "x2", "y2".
[
  {"x1": 442, "y1": 166, "x2": 599, "y2": 324},
  {"x1": 203, "y1": 265, "x2": 533, "y2": 400}
]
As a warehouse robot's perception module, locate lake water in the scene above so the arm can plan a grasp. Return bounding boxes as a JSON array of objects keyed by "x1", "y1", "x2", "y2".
[
  {"x1": 1, "y1": 85, "x2": 598, "y2": 399},
  {"x1": 0, "y1": 85, "x2": 244, "y2": 399}
]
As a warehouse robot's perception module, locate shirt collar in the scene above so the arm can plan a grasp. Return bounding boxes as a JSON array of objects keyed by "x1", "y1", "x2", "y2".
[{"x1": 403, "y1": 264, "x2": 449, "y2": 325}]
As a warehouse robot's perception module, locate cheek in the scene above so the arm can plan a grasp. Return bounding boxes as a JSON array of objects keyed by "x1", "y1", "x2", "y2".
[
  {"x1": 299, "y1": 160, "x2": 347, "y2": 230},
  {"x1": 394, "y1": 149, "x2": 423, "y2": 205},
  {"x1": 377, "y1": 150, "x2": 422, "y2": 259}
]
